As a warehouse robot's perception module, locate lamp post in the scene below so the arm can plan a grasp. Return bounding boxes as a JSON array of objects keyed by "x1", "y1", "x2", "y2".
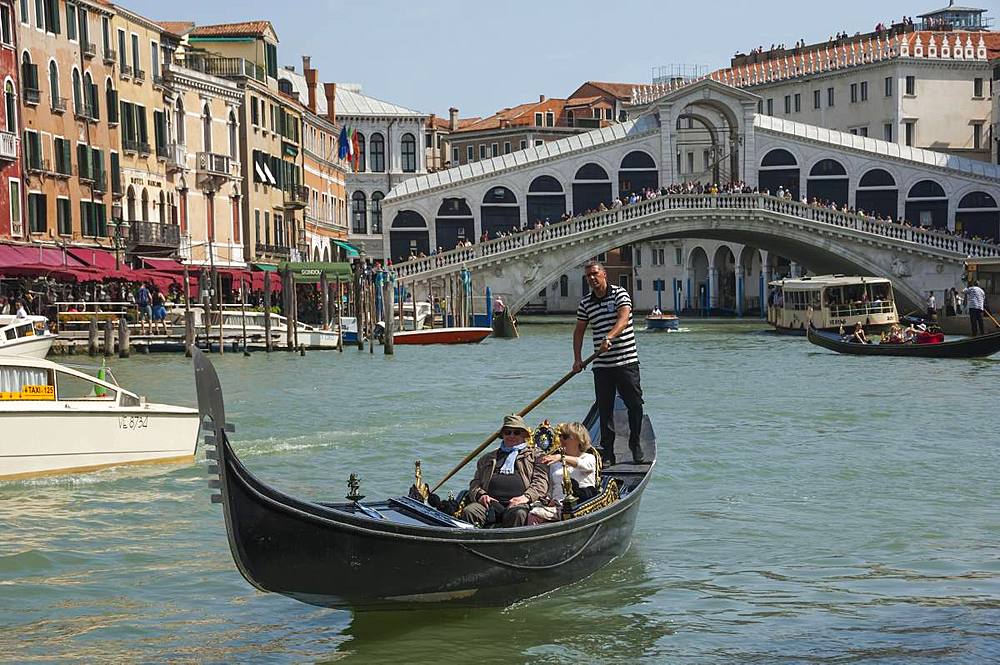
[{"x1": 111, "y1": 203, "x2": 128, "y2": 271}]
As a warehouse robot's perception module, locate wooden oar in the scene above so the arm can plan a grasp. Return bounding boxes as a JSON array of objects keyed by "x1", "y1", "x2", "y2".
[
  {"x1": 430, "y1": 349, "x2": 601, "y2": 494},
  {"x1": 985, "y1": 310, "x2": 1000, "y2": 330}
]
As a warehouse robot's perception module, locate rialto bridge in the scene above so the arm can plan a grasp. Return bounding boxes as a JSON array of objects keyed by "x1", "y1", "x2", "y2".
[{"x1": 382, "y1": 79, "x2": 1000, "y2": 312}]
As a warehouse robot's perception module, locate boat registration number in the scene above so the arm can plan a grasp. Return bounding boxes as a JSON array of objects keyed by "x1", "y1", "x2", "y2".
[{"x1": 118, "y1": 415, "x2": 148, "y2": 430}]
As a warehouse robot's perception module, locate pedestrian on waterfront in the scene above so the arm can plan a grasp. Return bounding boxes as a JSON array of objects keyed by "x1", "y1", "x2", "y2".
[
  {"x1": 0, "y1": 296, "x2": 8, "y2": 315},
  {"x1": 572, "y1": 260, "x2": 644, "y2": 467},
  {"x1": 136, "y1": 282, "x2": 152, "y2": 334},
  {"x1": 15, "y1": 299, "x2": 27, "y2": 319},
  {"x1": 925, "y1": 291, "x2": 936, "y2": 321},
  {"x1": 952, "y1": 287, "x2": 963, "y2": 314},
  {"x1": 964, "y1": 280, "x2": 986, "y2": 336}
]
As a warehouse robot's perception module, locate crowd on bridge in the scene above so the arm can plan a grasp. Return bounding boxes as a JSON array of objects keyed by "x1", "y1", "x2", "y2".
[{"x1": 394, "y1": 178, "x2": 996, "y2": 266}]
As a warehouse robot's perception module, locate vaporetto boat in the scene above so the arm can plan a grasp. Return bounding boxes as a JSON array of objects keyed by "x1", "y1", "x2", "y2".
[
  {"x1": 767, "y1": 274, "x2": 898, "y2": 335},
  {"x1": 162, "y1": 306, "x2": 356, "y2": 349},
  {"x1": 0, "y1": 315, "x2": 57, "y2": 358},
  {"x1": 0, "y1": 356, "x2": 200, "y2": 480}
]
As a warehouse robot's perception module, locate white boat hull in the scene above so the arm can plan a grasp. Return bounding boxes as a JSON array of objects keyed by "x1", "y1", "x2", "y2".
[
  {"x1": 0, "y1": 408, "x2": 200, "y2": 479},
  {"x1": 0, "y1": 334, "x2": 55, "y2": 359}
]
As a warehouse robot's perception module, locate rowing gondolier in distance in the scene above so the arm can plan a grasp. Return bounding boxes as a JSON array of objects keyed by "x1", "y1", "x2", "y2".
[{"x1": 572, "y1": 260, "x2": 645, "y2": 467}]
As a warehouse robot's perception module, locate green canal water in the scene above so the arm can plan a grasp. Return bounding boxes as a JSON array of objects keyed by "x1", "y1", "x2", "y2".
[{"x1": 2, "y1": 322, "x2": 998, "y2": 663}]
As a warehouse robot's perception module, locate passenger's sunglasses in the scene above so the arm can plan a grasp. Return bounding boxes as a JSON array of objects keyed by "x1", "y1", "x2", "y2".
[{"x1": 501, "y1": 428, "x2": 523, "y2": 436}]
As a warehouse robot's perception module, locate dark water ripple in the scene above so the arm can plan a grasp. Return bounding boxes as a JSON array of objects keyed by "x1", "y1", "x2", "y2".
[{"x1": 1, "y1": 322, "x2": 998, "y2": 663}]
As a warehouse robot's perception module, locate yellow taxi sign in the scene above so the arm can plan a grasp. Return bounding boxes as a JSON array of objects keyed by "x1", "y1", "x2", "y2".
[{"x1": 20, "y1": 384, "x2": 55, "y2": 401}]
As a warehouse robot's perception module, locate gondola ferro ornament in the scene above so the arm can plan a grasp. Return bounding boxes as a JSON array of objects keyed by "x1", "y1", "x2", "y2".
[{"x1": 346, "y1": 473, "x2": 364, "y2": 502}]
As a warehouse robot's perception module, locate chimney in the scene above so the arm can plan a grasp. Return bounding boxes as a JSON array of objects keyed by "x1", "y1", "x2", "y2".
[
  {"x1": 539, "y1": 94, "x2": 546, "y2": 103},
  {"x1": 448, "y1": 107, "x2": 459, "y2": 131},
  {"x1": 302, "y1": 55, "x2": 317, "y2": 113},
  {"x1": 324, "y1": 82, "x2": 337, "y2": 124},
  {"x1": 428, "y1": 113, "x2": 436, "y2": 130}
]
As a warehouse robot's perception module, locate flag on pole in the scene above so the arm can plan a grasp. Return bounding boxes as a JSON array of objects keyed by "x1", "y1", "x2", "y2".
[
  {"x1": 351, "y1": 129, "x2": 360, "y2": 172},
  {"x1": 337, "y1": 126, "x2": 349, "y2": 161}
]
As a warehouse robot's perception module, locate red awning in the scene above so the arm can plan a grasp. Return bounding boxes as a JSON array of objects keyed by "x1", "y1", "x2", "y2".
[
  {"x1": 67, "y1": 247, "x2": 120, "y2": 270},
  {"x1": 0, "y1": 244, "x2": 88, "y2": 268},
  {"x1": 141, "y1": 257, "x2": 187, "y2": 272},
  {"x1": 0, "y1": 264, "x2": 102, "y2": 281}
]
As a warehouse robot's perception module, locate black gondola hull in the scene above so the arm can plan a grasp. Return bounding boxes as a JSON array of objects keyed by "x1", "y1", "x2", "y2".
[
  {"x1": 221, "y1": 438, "x2": 648, "y2": 608},
  {"x1": 807, "y1": 327, "x2": 1000, "y2": 358},
  {"x1": 194, "y1": 350, "x2": 655, "y2": 610}
]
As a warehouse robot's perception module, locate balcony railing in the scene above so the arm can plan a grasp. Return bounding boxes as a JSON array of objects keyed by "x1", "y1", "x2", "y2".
[
  {"x1": 196, "y1": 151, "x2": 232, "y2": 177},
  {"x1": 76, "y1": 165, "x2": 94, "y2": 182},
  {"x1": 152, "y1": 74, "x2": 164, "y2": 88},
  {"x1": 120, "y1": 64, "x2": 132, "y2": 79},
  {"x1": 166, "y1": 143, "x2": 186, "y2": 171},
  {"x1": 82, "y1": 41, "x2": 96, "y2": 58},
  {"x1": 74, "y1": 103, "x2": 97, "y2": 122},
  {"x1": 138, "y1": 141, "x2": 150, "y2": 156},
  {"x1": 0, "y1": 131, "x2": 17, "y2": 161},
  {"x1": 103, "y1": 48, "x2": 117, "y2": 65},
  {"x1": 23, "y1": 87, "x2": 40, "y2": 105},
  {"x1": 282, "y1": 185, "x2": 309, "y2": 210},
  {"x1": 255, "y1": 243, "x2": 291, "y2": 258},
  {"x1": 155, "y1": 144, "x2": 171, "y2": 160},
  {"x1": 177, "y1": 54, "x2": 266, "y2": 83},
  {"x1": 128, "y1": 220, "x2": 180, "y2": 249},
  {"x1": 134, "y1": 68, "x2": 146, "y2": 82},
  {"x1": 50, "y1": 96, "x2": 67, "y2": 113}
]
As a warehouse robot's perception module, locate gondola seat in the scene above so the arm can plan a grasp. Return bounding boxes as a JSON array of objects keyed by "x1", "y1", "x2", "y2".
[{"x1": 563, "y1": 477, "x2": 621, "y2": 520}]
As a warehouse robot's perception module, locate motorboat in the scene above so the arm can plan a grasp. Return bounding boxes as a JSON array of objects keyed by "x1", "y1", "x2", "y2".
[
  {"x1": 646, "y1": 313, "x2": 680, "y2": 331},
  {"x1": 161, "y1": 306, "x2": 354, "y2": 349},
  {"x1": 375, "y1": 325, "x2": 493, "y2": 345},
  {"x1": 0, "y1": 315, "x2": 57, "y2": 358},
  {"x1": 193, "y1": 349, "x2": 656, "y2": 609},
  {"x1": 0, "y1": 356, "x2": 200, "y2": 480}
]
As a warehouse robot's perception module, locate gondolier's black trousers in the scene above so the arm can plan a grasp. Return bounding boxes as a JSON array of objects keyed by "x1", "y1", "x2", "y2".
[
  {"x1": 593, "y1": 363, "x2": 643, "y2": 460},
  {"x1": 970, "y1": 308, "x2": 985, "y2": 336}
]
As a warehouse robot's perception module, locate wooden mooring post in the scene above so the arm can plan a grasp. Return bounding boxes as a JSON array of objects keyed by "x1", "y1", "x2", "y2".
[
  {"x1": 88, "y1": 315, "x2": 99, "y2": 356},
  {"x1": 263, "y1": 270, "x2": 272, "y2": 353},
  {"x1": 184, "y1": 310, "x2": 195, "y2": 357},
  {"x1": 103, "y1": 319, "x2": 113, "y2": 357},
  {"x1": 118, "y1": 317, "x2": 130, "y2": 358},
  {"x1": 383, "y1": 273, "x2": 394, "y2": 355}
]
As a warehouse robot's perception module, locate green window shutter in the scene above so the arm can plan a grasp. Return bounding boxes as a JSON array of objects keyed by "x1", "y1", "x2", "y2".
[
  {"x1": 137, "y1": 105, "x2": 147, "y2": 144},
  {"x1": 65, "y1": 4, "x2": 75, "y2": 39},
  {"x1": 48, "y1": 0, "x2": 59, "y2": 34},
  {"x1": 62, "y1": 139, "x2": 71, "y2": 175},
  {"x1": 79, "y1": 200, "x2": 88, "y2": 236},
  {"x1": 110, "y1": 151, "x2": 121, "y2": 193},
  {"x1": 153, "y1": 110, "x2": 164, "y2": 150},
  {"x1": 92, "y1": 148, "x2": 103, "y2": 188},
  {"x1": 96, "y1": 203, "x2": 106, "y2": 237},
  {"x1": 77, "y1": 143, "x2": 88, "y2": 179},
  {"x1": 89, "y1": 83, "x2": 99, "y2": 120}
]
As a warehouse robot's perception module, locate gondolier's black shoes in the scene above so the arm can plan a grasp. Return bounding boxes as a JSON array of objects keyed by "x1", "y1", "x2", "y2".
[
  {"x1": 601, "y1": 452, "x2": 616, "y2": 468},
  {"x1": 629, "y1": 443, "x2": 646, "y2": 465}
]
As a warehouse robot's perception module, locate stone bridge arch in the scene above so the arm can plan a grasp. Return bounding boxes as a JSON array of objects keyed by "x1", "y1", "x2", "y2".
[{"x1": 488, "y1": 215, "x2": 930, "y2": 314}]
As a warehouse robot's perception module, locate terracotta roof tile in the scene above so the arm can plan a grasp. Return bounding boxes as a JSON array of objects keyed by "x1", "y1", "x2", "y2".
[
  {"x1": 565, "y1": 95, "x2": 603, "y2": 106},
  {"x1": 157, "y1": 21, "x2": 195, "y2": 36},
  {"x1": 454, "y1": 99, "x2": 568, "y2": 133},
  {"x1": 190, "y1": 21, "x2": 273, "y2": 38},
  {"x1": 582, "y1": 81, "x2": 641, "y2": 100}
]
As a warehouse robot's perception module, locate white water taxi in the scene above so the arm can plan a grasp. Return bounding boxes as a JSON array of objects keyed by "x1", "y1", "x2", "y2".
[
  {"x1": 0, "y1": 315, "x2": 57, "y2": 358},
  {"x1": 0, "y1": 357, "x2": 200, "y2": 480},
  {"x1": 162, "y1": 306, "x2": 355, "y2": 349},
  {"x1": 767, "y1": 275, "x2": 898, "y2": 335}
]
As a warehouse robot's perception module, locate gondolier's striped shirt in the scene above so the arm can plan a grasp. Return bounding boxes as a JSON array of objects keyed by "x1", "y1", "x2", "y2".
[{"x1": 577, "y1": 285, "x2": 638, "y2": 368}]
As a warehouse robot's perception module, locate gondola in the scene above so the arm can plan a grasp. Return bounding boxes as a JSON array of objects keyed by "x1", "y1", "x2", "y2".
[
  {"x1": 193, "y1": 350, "x2": 656, "y2": 610},
  {"x1": 807, "y1": 326, "x2": 1000, "y2": 358}
]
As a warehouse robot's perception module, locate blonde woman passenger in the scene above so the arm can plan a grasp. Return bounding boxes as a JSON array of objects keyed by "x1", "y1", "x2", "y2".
[{"x1": 527, "y1": 422, "x2": 600, "y2": 525}]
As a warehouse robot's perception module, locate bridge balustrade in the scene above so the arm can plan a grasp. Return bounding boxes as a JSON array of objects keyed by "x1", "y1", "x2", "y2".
[{"x1": 393, "y1": 194, "x2": 1000, "y2": 280}]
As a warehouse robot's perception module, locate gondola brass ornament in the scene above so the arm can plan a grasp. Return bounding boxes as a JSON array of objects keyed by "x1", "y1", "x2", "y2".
[
  {"x1": 560, "y1": 448, "x2": 578, "y2": 515},
  {"x1": 346, "y1": 473, "x2": 365, "y2": 502},
  {"x1": 414, "y1": 460, "x2": 430, "y2": 502},
  {"x1": 530, "y1": 420, "x2": 555, "y2": 453}
]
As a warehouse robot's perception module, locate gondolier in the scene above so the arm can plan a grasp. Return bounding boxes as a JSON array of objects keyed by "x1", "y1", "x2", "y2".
[
  {"x1": 964, "y1": 281, "x2": 986, "y2": 336},
  {"x1": 572, "y1": 260, "x2": 644, "y2": 466}
]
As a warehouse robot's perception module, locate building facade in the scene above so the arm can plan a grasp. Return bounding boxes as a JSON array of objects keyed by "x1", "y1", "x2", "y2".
[
  {"x1": 0, "y1": 0, "x2": 19, "y2": 238},
  {"x1": 334, "y1": 84, "x2": 427, "y2": 260},
  {"x1": 278, "y1": 57, "x2": 348, "y2": 261},
  {"x1": 180, "y1": 21, "x2": 305, "y2": 267}
]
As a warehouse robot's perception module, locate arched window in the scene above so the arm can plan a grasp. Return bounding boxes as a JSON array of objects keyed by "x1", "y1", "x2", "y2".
[
  {"x1": 105, "y1": 78, "x2": 115, "y2": 125},
  {"x1": 20, "y1": 52, "x2": 34, "y2": 97},
  {"x1": 620, "y1": 151, "x2": 656, "y2": 169},
  {"x1": 529, "y1": 175, "x2": 564, "y2": 192},
  {"x1": 4, "y1": 81, "x2": 15, "y2": 132},
  {"x1": 371, "y1": 191, "x2": 384, "y2": 234},
  {"x1": 83, "y1": 72, "x2": 95, "y2": 118},
  {"x1": 858, "y1": 169, "x2": 895, "y2": 187},
  {"x1": 907, "y1": 180, "x2": 946, "y2": 199},
  {"x1": 809, "y1": 159, "x2": 847, "y2": 176},
  {"x1": 370, "y1": 132, "x2": 385, "y2": 172},
  {"x1": 126, "y1": 186, "x2": 136, "y2": 221},
  {"x1": 958, "y1": 192, "x2": 998, "y2": 209},
  {"x1": 48, "y1": 61, "x2": 59, "y2": 107},
  {"x1": 760, "y1": 149, "x2": 798, "y2": 167},
  {"x1": 560, "y1": 274, "x2": 569, "y2": 297},
  {"x1": 575, "y1": 163, "x2": 609, "y2": 180},
  {"x1": 141, "y1": 188, "x2": 149, "y2": 222},
  {"x1": 202, "y1": 104, "x2": 212, "y2": 153},
  {"x1": 278, "y1": 78, "x2": 293, "y2": 96},
  {"x1": 401, "y1": 132, "x2": 416, "y2": 172},
  {"x1": 157, "y1": 190, "x2": 165, "y2": 223},
  {"x1": 351, "y1": 191, "x2": 367, "y2": 234},
  {"x1": 228, "y1": 110, "x2": 237, "y2": 159},
  {"x1": 356, "y1": 132, "x2": 366, "y2": 172},
  {"x1": 71, "y1": 68, "x2": 82, "y2": 114},
  {"x1": 175, "y1": 98, "x2": 185, "y2": 145}
]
